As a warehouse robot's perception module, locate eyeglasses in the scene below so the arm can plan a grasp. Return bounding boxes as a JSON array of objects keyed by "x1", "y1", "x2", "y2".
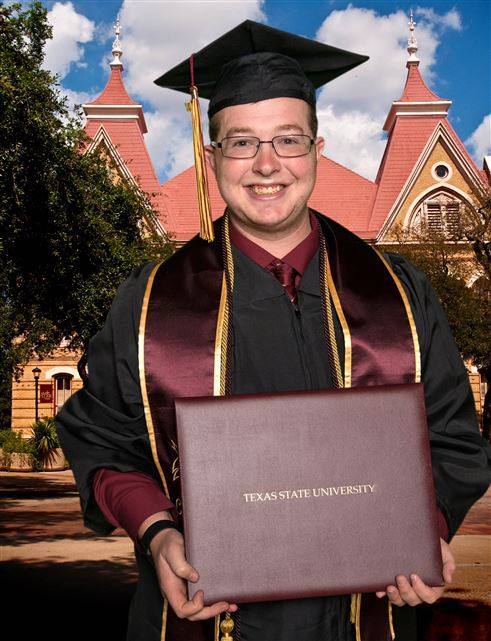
[{"x1": 211, "y1": 135, "x2": 315, "y2": 159}]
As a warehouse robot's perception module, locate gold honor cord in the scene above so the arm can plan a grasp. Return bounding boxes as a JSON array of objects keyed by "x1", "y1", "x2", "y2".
[
  {"x1": 350, "y1": 592, "x2": 362, "y2": 641},
  {"x1": 320, "y1": 238, "x2": 345, "y2": 388},
  {"x1": 213, "y1": 275, "x2": 229, "y2": 396},
  {"x1": 214, "y1": 212, "x2": 236, "y2": 640},
  {"x1": 186, "y1": 85, "x2": 214, "y2": 242}
]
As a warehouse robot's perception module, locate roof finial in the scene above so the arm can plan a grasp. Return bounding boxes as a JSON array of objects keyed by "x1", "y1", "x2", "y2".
[
  {"x1": 407, "y1": 9, "x2": 419, "y2": 64},
  {"x1": 110, "y1": 15, "x2": 123, "y2": 68}
]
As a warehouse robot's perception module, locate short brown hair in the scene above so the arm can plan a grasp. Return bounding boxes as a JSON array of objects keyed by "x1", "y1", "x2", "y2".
[{"x1": 208, "y1": 101, "x2": 318, "y2": 142}]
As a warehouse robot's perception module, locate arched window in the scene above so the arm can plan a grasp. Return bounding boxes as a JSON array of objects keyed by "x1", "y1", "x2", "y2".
[
  {"x1": 408, "y1": 190, "x2": 464, "y2": 238},
  {"x1": 54, "y1": 374, "x2": 73, "y2": 413}
]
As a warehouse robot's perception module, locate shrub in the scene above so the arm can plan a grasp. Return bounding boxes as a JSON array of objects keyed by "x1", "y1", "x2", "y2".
[{"x1": 27, "y1": 417, "x2": 60, "y2": 469}]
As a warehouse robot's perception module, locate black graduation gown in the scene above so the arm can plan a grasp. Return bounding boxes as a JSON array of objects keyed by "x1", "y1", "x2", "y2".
[{"x1": 55, "y1": 244, "x2": 491, "y2": 641}]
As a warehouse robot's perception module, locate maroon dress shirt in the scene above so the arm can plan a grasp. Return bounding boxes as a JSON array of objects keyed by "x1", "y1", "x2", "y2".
[{"x1": 93, "y1": 211, "x2": 448, "y2": 543}]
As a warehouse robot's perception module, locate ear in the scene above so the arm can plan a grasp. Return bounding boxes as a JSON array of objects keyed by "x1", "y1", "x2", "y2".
[
  {"x1": 204, "y1": 144, "x2": 217, "y2": 175},
  {"x1": 314, "y1": 136, "x2": 325, "y2": 161}
]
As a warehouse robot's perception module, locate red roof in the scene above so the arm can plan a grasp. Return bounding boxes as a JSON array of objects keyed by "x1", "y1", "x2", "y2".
[
  {"x1": 89, "y1": 67, "x2": 137, "y2": 106},
  {"x1": 299, "y1": 157, "x2": 376, "y2": 236},
  {"x1": 397, "y1": 63, "x2": 444, "y2": 102},
  {"x1": 84, "y1": 120, "x2": 174, "y2": 232},
  {"x1": 369, "y1": 116, "x2": 444, "y2": 233}
]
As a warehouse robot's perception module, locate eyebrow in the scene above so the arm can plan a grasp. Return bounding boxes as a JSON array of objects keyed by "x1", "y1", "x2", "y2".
[{"x1": 223, "y1": 123, "x2": 305, "y2": 137}]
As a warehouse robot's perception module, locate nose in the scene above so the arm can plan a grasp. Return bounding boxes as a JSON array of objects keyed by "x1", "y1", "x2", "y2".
[{"x1": 252, "y1": 141, "x2": 281, "y2": 176}]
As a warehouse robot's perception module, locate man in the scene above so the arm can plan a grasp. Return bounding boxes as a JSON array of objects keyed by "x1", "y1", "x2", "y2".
[{"x1": 55, "y1": 20, "x2": 490, "y2": 641}]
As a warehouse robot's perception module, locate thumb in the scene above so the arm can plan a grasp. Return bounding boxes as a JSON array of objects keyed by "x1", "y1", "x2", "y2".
[
  {"x1": 441, "y1": 542, "x2": 456, "y2": 584},
  {"x1": 442, "y1": 557, "x2": 455, "y2": 584}
]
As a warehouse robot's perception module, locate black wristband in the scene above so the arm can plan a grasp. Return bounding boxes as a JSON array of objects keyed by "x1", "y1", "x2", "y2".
[{"x1": 140, "y1": 519, "x2": 180, "y2": 558}]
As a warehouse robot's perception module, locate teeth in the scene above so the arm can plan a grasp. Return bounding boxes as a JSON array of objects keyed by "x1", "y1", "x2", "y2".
[{"x1": 250, "y1": 185, "x2": 284, "y2": 194}]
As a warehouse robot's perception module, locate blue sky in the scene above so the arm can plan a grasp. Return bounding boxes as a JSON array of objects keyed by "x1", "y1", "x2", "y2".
[{"x1": 40, "y1": 1, "x2": 490, "y2": 183}]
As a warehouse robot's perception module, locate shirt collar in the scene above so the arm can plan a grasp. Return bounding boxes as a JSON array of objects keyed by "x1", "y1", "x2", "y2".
[{"x1": 228, "y1": 210, "x2": 319, "y2": 275}]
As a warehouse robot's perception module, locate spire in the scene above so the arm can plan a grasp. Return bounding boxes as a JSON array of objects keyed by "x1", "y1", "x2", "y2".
[
  {"x1": 83, "y1": 14, "x2": 147, "y2": 133},
  {"x1": 110, "y1": 15, "x2": 123, "y2": 68},
  {"x1": 407, "y1": 9, "x2": 419, "y2": 66},
  {"x1": 382, "y1": 10, "x2": 450, "y2": 132}
]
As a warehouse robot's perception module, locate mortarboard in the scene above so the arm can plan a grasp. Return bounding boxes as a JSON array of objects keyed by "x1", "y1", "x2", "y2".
[{"x1": 154, "y1": 20, "x2": 369, "y2": 241}]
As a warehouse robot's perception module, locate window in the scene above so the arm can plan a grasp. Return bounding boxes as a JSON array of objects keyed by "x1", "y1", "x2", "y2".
[
  {"x1": 434, "y1": 164, "x2": 449, "y2": 179},
  {"x1": 409, "y1": 191, "x2": 463, "y2": 238},
  {"x1": 445, "y1": 202, "x2": 460, "y2": 236},
  {"x1": 54, "y1": 375, "x2": 72, "y2": 413},
  {"x1": 431, "y1": 162, "x2": 452, "y2": 182},
  {"x1": 425, "y1": 201, "x2": 442, "y2": 231}
]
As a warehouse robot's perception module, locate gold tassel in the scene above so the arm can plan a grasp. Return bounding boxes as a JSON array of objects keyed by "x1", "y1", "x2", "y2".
[
  {"x1": 388, "y1": 600, "x2": 395, "y2": 640},
  {"x1": 218, "y1": 612, "x2": 234, "y2": 641},
  {"x1": 350, "y1": 593, "x2": 362, "y2": 641},
  {"x1": 185, "y1": 85, "x2": 214, "y2": 242}
]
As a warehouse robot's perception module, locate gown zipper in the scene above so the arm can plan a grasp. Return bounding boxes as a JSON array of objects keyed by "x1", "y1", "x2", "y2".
[{"x1": 292, "y1": 299, "x2": 313, "y2": 389}]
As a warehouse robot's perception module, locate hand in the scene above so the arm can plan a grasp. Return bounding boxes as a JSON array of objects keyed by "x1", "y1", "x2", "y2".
[
  {"x1": 149, "y1": 527, "x2": 239, "y2": 621},
  {"x1": 375, "y1": 538, "x2": 455, "y2": 606}
]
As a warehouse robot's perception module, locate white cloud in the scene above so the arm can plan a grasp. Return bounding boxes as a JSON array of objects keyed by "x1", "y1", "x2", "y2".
[
  {"x1": 415, "y1": 7, "x2": 462, "y2": 31},
  {"x1": 314, "y1": 5, "x2": 462, "y2": 180},
  {"x1": 117, "y1": 0, "x2": 266, "y2": 179},
  {"x1": 465, "y1": 114, "x2": 491, "y2": 165},
  {"x1": 62, "y1": 87, "x2": 96, "y2": 116},
  {"x1": 317, "y1": 105, "x2": 387, "y2": 181},
  {"x1": 43, "y1": 1, "x2": 95, "y2": 79},
  {"x1": 144, "y1": 109, "x2": 195, "y2": 179}
]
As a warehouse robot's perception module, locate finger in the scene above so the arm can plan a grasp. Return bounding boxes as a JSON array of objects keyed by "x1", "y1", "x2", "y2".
[
  {"x1": 376, "y1": 591, "x2": 387, "y2": 598},
  {"x1": 187, "y1": 599, "x2": 235, "y2": 622},
  {"x1": 386, "y1": 585, "x2": 405, "y2": 607},
  {"x1": 165, "y1": 546, "x2": 199, "y2": 582},
  {"x1": 410, "y1": 574, "x2": 443, "y2": 604},
  {"x1": 395, "y1": 575, "x2": 423, "y2": 606}
]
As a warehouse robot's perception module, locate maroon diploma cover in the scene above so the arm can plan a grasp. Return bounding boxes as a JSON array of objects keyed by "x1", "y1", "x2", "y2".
[{"x1": 175, "y1": 383, "x2": 443, "y2": 605}]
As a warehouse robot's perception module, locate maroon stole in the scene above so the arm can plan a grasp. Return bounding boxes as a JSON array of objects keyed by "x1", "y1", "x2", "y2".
[{"x1": 138, "y1": 209, "x2": 420, "y2": 641}]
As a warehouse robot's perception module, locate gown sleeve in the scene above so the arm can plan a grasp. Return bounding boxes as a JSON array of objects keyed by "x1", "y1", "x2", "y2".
[
  {"x1": 55, "y1": 261, "x2": 172, "y2": 536},
  {"x1": 384, "y1": 251, "x2": 491, "y2": 540},
  {"x1": 92, "y1": 468, "x2": 174, "y2": 542}
]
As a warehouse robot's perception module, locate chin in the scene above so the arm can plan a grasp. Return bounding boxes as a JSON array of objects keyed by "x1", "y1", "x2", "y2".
[
  {"x1": 242, "y1": 207, "x2": 294, "y2": 229},
  {"x1": 248, "y1": 200, "x2": 307, "y2": 227}
]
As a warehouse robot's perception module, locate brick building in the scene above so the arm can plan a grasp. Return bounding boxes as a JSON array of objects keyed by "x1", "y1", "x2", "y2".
[{"x1": 11, "y1": 15, "x2": 488, "y2": 433}]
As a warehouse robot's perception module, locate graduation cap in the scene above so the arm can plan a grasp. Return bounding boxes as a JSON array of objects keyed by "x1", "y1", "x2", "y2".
[{"x1": 154, "y1": 20, "x2": 369, "y2": 241}]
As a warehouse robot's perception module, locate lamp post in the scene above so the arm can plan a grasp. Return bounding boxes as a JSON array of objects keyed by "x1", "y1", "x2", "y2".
[{"x1": 32, "y1": 367, "x2": 41, "y2": 423}]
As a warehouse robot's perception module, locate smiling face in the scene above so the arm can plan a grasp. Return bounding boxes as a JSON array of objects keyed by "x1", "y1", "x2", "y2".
[{"x1": 205, "y1": 97, "x2": 324, "y2": 237}]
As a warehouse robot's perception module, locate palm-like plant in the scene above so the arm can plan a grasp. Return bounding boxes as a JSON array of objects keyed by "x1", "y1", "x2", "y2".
[{"x1": 28, "y1": 417, "x2": 60, "y2": 469}]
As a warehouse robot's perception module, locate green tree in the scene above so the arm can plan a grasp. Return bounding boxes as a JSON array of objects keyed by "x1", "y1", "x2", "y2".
[
  {"x1": 0, "y1": 2, "x2": 175, "y2": 424},
  {"x1": 381, "y1": 193, "x2": 491, "y2": 372}
]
